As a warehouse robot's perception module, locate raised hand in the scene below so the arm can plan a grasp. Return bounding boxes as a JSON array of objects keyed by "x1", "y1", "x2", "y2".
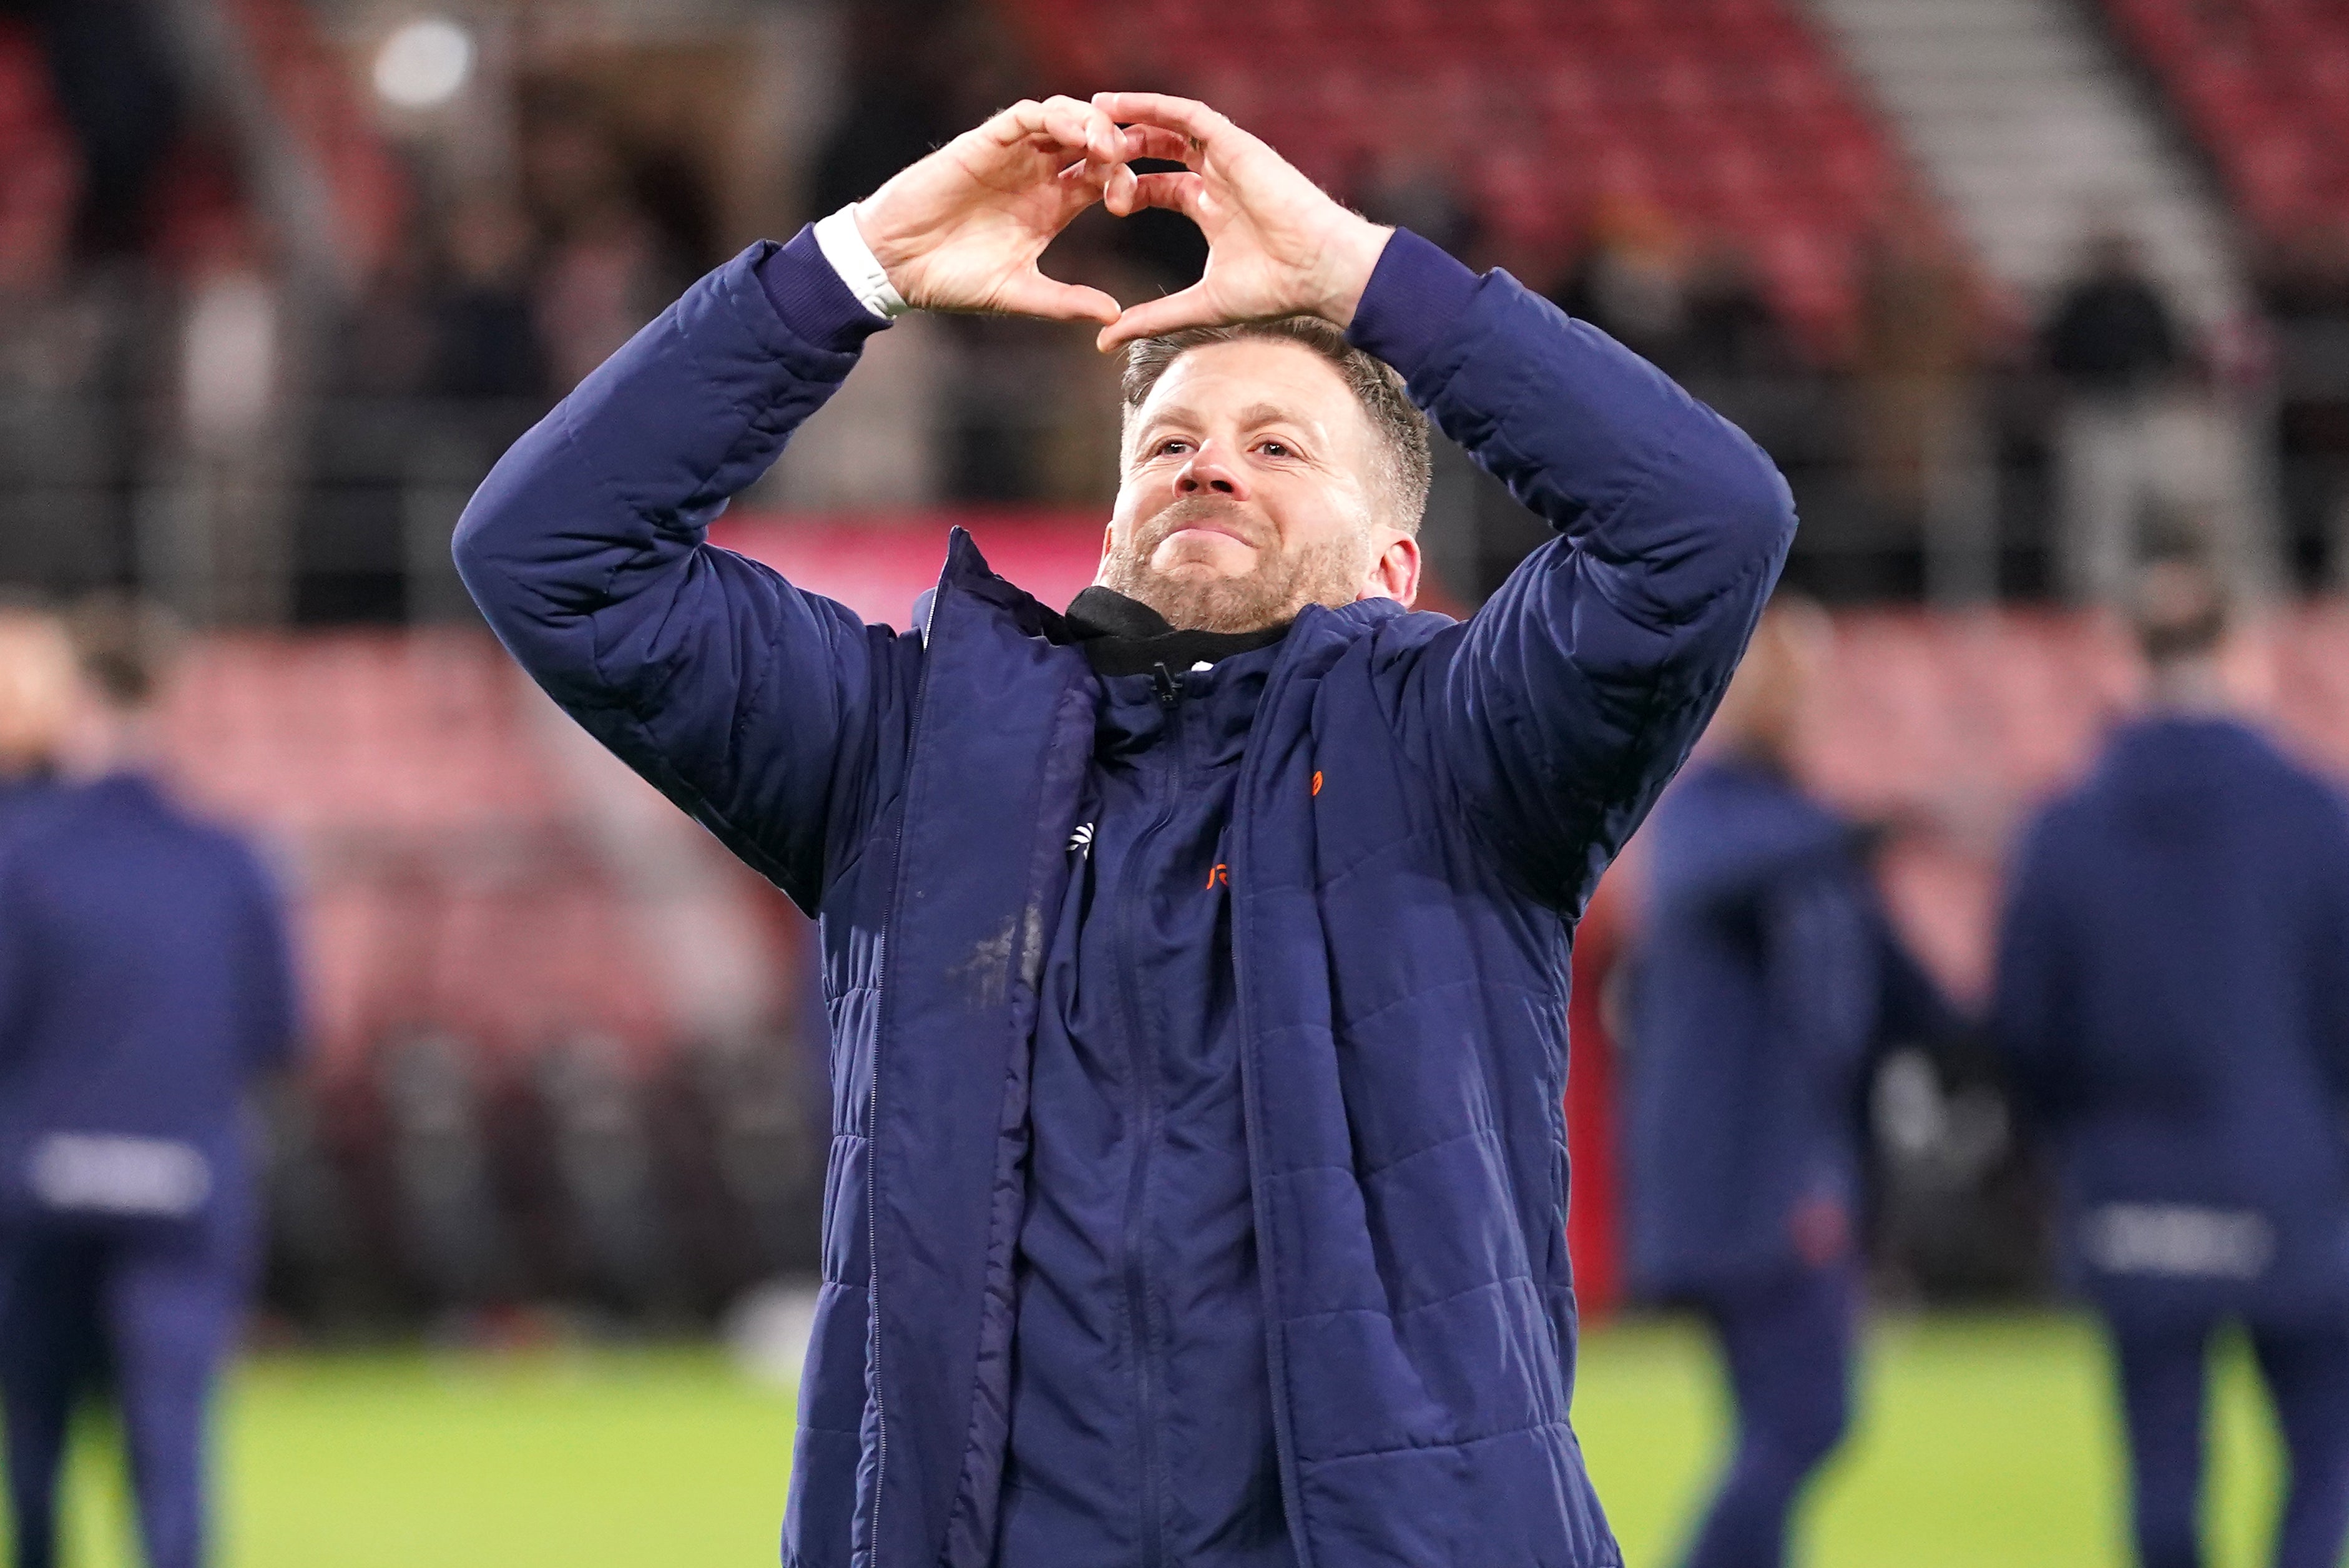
[
  {"x1": 853, "y1": 96, "x2": 1142, "y2": 325},
  {"x1": 1092, "y1": 92, "x2": 1393, "y2": 351}
]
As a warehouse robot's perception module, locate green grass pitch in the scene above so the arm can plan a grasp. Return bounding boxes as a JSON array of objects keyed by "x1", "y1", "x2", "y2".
[{"x1": 8, "y1": 1311, "x2": 2291, "y2": 1566}]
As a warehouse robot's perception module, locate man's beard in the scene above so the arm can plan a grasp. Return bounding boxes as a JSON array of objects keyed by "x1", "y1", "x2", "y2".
[{"x1": 1094, "y1": 499, "x2": 1370, "y2": 634}]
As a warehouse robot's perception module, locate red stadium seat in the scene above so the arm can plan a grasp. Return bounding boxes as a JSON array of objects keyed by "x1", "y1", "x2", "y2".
[
  {"x1": 0, "y1": 20, "x2": 76, "y2": 291},
  {"x1": 2097, "y1": 0, "x2": 2349, "y2": 242},
  {"x1": 1000, "y1": 0, "x2": 1939, "y2": 358},
  {"x1": 160, "y1": 632, "x2": 684, "y2": 1079}
]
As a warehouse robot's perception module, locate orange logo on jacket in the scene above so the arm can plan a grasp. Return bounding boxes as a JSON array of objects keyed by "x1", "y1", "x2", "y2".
[{"x1": 1205, "y1": 863, "x2": 1228, "y2": 889}]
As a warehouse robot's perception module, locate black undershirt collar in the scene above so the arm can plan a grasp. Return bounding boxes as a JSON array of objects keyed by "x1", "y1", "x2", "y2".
[{"x1": 1064, "y1": 586, "x2": 1292, "y2": 678}]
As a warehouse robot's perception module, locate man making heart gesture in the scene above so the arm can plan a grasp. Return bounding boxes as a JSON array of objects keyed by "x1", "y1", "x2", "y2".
[{"x1": 458, "y1": 90, "x2": 1793, "y2": 1568}]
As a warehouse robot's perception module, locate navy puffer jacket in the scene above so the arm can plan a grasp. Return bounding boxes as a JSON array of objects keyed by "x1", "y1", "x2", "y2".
[{"x1": 454, "y1": 227, "x2": 1793, "y2": 1568}]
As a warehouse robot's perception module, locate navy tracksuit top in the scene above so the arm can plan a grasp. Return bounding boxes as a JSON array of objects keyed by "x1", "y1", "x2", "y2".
[
  {"x1": 1628, "y1": 758, "x2": 1952, "y2": 1297},
  {"x1": 1003, "y1": 595, "x2": 1293, "y2": 1567},
  {"x1": 0, "y1": 777, "x2": 56, "y2": 840},
  {"x1": 0, "y1": 772, "x2": 295, "y2": 1235},
  {"x1": 1996, "y1": 713, "x2": 2349, "y2": 1322}
]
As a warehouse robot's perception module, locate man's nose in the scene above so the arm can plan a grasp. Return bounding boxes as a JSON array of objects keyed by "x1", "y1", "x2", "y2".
[{"x1": 1175, "y1": 443, "x2": 1249, "y2": 501}]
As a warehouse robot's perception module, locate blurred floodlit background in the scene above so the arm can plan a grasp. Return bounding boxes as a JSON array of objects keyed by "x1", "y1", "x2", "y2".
[{"x1": 5, "y1": 0, "x2": 2349, "y2": 1562}]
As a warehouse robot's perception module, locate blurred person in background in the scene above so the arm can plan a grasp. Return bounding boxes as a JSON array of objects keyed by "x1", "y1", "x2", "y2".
[
  {"x1": 2258, "y1": 220, "x2": 2349, "y2": 588},
  {"x1": 1629, "y1": 594, "x2": 1958, "y2": 1568},
  {"x1": 456, "y1": 90, "x2": 1792, "y2": 1568},
  {"x1": 1853, "y1": 215, "x2": 1981, "y2": 584},
  {"x1": 1670, "y1": 245, "x2": 1825, "y2": 527},
  {"x1": 1549, "y1": 196, "x2": 1689, "y2": 371},
  {"x1": 1351, "y1": 150, "x2": 1481, "y2": 266},
  {"x1": 0, "y1": 599, "x2": 298, "y2": 1568},
  {"x1": 805, "y1": 0, "x2": 968, "y2": 223},
  {"x1": 1676, "y1": 245, "x2": 1796, "y2": 386},
  {"x1": 432, "y1": 192, "x2": 551, "y2": 406},
  {"x1": 0, "y1": 0, "x2": 183, "y2": 267},
  {"x1": 2039, "y1": 227, "x2": 2185, "y2": 605},
  {"x1": 1994, "y1": 554, "x2": 2349, "y2": 1568},
  {"x1": 519, "y1": 79, "x2": 712, "y2": 394}
]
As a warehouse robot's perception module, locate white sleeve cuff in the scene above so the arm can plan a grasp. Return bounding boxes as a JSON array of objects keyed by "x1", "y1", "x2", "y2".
[{"x1": 813, "y1": 206, "x2": 911, "y2": 320}]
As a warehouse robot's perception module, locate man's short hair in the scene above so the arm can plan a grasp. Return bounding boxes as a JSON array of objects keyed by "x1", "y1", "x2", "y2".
[
  {"x1": 67, "y1": 595, "x2": 180, "y2": 710},
  {"x1": 2130, "y1": 549, "x2": 2228, "y2": 669},
  {"x1": 1121, "y1": 318, "x2": 1433, "y2": 534}
]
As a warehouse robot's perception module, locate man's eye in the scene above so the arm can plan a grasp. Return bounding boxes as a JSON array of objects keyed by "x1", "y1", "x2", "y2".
[
  {"x1": 1155, "y1": 439, "x2": 1191, "y2": 456},
  {"x1": 1258, "y1": 441, "x2": 1292, "y2": 458}
]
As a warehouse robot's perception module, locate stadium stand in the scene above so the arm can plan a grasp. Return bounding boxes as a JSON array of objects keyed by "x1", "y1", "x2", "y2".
[
  {"x1": 158, "y1": 630, "x2": 668, "y2": 1068},
  {"x1": 2102, "y1": 0, "x2": 2349, "y2": 238},
  {"x1": 157, "y1": 630, "x2": 826, "y2": 1315},
  {"x1": 1004, "y1": 0, "x2": 1941, "y2": 355},
  {"x1": 0, "y1": 19, "x2": 75, "y2": 291},
  {"x1": 0, "y1": 0, "x2": 409, "y2": 285},
  {"x1": 114, "y1": 604, "x2": 1371, "y2": 1307},
  {"x1": 234, "y1": 0, "x2": 410, "y2": 265},
  {"x1": 160, "y1": 596, "x2": 2349, "y2": 1079},
  {"x1": 1805, "y1": 604, "x2": 2349, "y2": 996}
]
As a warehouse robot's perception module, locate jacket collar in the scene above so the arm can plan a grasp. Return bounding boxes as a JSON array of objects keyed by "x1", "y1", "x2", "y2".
[
  {"x1": 1064, "y1": 586, "x2": 1293, "y2": 677},
  {"x1": 913, "y1": 527, "x2": 1074, "y2": 646}
]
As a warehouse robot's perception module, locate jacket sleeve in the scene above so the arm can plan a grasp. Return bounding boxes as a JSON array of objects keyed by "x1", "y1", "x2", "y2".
[
  {"x1": 1991, "y1": 811, "x2": 2080, "y2": 1129},
  {"x1": 0, "y1": 851, "x2": 26, "y2": 1079},
  {"x1": 1355, "y1": 232, "x2": 1797, "y2": 909},
  {"x1": 2305, "y1": 786, "x2": 2349, "y2": 1116},
  {"x1": 454, "y1": 232, "x2": 903, "y2": 913}
]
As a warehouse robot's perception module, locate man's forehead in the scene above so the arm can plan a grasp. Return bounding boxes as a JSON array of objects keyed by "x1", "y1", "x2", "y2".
[{"x1": 1130, "y1": 338, "x2": 1362, "y2": 429}]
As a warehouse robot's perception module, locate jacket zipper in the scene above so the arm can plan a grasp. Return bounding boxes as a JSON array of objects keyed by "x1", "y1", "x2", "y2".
[
  {"x1": 865, "y1": 927, "x2": 891, "y2": 1560},
  {"x1": 1226, "y1": 656, "x2": 1315, "y2": 1568},
  {"x1": 865, "y1": 597, "x2": 945, "y2": 1562},
  {"x1": 1116, "y1": 660, "x2": 1185, "y2": 1568}
]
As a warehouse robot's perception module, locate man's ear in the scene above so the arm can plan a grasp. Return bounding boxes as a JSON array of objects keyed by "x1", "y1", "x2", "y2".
[
  {"x1": 1357, "y1": 533, "x2": 1421, "y2": 609},
  {"x1": 1089, "y1": 519, "x2": 1119, "y2": 587}
]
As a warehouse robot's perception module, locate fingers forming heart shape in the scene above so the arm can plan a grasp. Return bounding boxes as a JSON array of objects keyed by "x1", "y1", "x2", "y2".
[{"x1": 853, "y1": 92, "x2": 1385, "y2": 346}]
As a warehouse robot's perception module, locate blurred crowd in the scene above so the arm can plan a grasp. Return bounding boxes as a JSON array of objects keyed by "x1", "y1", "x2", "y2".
[
  {"x1": 6, "y1": 7, "x2": 2349, "y2": 1564},
  {"x1": 3, "y1": 0, "x2": 2349, "y2": 620}
]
